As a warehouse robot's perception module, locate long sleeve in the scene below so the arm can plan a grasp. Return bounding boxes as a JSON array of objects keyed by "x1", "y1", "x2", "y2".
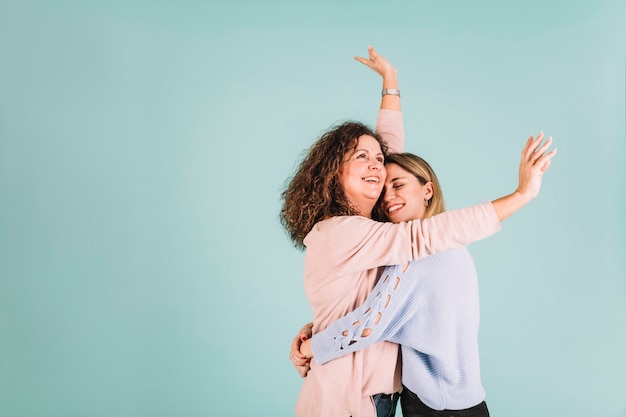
[
  {"x1": 310, "y1": 248, "x2": 487, "y2": 411},
  {"x1": 305, "y1": 201, "x2": 500, "y2": 278},
  {"x1": 312, "y1": 262, "x2": 412, "y2": 364},
  {"x1": 375, "y1": 108, "x2": 404, "y2": 154}
]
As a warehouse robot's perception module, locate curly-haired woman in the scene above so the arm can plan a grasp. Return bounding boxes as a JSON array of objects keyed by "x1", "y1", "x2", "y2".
[{"x1": 281, "y1": 46, "x2": 555, "y2": 417}]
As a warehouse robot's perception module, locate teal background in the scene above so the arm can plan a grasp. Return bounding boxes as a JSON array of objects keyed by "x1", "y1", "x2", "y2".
[{"x1": 1, "y1": 1, "x2": 625, "y2": 416}]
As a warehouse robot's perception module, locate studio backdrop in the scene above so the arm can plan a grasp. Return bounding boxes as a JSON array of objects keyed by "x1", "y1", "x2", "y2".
[{"x1": 1, "y1": 1, "x2": 624, "y2": 416}]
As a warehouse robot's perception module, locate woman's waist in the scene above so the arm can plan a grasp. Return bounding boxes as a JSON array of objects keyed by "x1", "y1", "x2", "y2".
[{"x1": 310, "y1": 342, "x2": 400, "y2": 392}]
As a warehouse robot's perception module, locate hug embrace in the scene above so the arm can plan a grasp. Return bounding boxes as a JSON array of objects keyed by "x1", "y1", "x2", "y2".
[{"x1": 280, "y1": 46, "x2": 557, "y2": 417}]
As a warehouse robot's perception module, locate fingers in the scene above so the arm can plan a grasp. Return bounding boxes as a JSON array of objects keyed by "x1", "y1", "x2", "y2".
[
  {"x1": 523, "y1": 132, "x2": 544, "y2": 159},
  {"x1": 292, "y1": 353, "x2": 309, "y2": 367},
  {"x1": 540, "y1": 158, "x2": 552, "y2": 173},
  {"x1": 368, "y1": 45, "x2": 378, "y2": 60},
  {"x1": 354, "y1": 46, "x2": 385, "y2": 70},
  {"x1": 300, "y1": 322, "x2": 313, "y2": 339},
  {"x1": 291, "y1": 343, "x2": 307, "y2": 363},
  {"x1": 521, "y1": 132, "x2": 557, "y2": 177},
  {"x1": 534, "y1": 137, "x2": 553, "y2": 159},
  {"x1": 292, "y1": 348, "x2": 311, "y2": 378},
  {"x1": 290, "y1": 323, "x2": 313, "y2": 377},
  {"x1": 355, "y1": 46, "x2": 374, "y2": 67},
  {"x1": 296, "y1": 363, "x2": 311, "y2": 378},
  {"x1": 531, "y1": 137, "x2": 554, "y2": 168},
  {"x1": 537, "y1": 149, "x2": 557, "y2": 172},
  {"x1": 354, "y1": 55, "x2": 371, "y2": 67},
  {"x1": 291, "y1": 353, "x2": 308, "y2": 367},
  {"x1": 515, "y1": 131, "x2": 556, "y2": 201},
  {"x1": 290, "y1": 333, "x2": 308, "y2": 367},
  {"x1": 524, "y1": 132, "x2": 555, "y2": 166}
]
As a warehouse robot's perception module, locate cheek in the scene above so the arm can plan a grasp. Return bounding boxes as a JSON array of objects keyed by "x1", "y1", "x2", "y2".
[
  {"x1": 403, "y1": 193, "x2": 425, "y2": 212},
  {"x1": 338, "y1": 165, "x2": 349, "y2": 186}
]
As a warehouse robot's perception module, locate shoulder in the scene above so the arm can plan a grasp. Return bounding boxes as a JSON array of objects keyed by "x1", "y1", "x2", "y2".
[
  {"x1": 303, "y1": 216, "x2": 378, "y2": 246},
  {"x1": 308, "y1": 215, "x2": 383, "y2": 235},
  {"x1": 405, "y1": 247, "x2": 475, "y2": 273}
]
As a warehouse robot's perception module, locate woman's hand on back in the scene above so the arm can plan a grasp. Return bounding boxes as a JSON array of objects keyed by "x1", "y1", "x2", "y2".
[{"x1": 290, "y1": 322, "x2": 313, "y2": 377}]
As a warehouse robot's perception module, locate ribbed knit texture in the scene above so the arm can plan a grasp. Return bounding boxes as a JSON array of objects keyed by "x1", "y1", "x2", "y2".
[{"x1": 311, "y1": 247, "x2": 486, "y2": 410}]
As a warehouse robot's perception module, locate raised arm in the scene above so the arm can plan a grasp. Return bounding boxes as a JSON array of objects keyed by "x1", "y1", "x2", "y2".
[
  {"x1": 315, "y1": 134, "x2": 557, "y2": 275},
  {"x1": 289, "y1": 48, "x2": 404, "y2": 378},
  {"x1": 355, "y1": 45, "x2": 401, "y2": 112},
  {"x1": 357, "y1": 46, "x2": 405, "y2": 154}
]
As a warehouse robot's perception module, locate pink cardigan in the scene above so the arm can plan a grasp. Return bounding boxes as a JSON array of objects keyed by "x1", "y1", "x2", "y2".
[{"x1": 295, "y1": 110, "x2": 501, "y2": 417}]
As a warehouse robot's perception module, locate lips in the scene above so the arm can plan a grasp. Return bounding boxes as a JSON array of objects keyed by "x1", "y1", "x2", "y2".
[
  {"x1": 387, "y1": 203, "x2": 404, "y2": 215},
  {"x1": 362, "y1": 176, "x2": 380, "y2": 183}
]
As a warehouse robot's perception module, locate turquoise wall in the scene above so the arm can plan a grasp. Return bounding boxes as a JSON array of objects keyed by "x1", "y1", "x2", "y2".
[{"x1": 1, "y1": 1, "x2": 624, "y2": 416}]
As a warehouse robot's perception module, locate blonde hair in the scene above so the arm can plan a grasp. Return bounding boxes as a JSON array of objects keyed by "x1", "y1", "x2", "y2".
[{"x1": 373, "y1": 152, "x2": 445, "y2": 221}]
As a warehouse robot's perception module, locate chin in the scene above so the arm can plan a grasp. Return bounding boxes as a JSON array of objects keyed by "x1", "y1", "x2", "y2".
[{"x1": 394, "y1": 212, "x2": 416, "y2": 223}]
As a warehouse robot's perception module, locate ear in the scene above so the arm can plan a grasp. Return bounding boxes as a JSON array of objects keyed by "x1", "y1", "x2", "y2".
[{"x1": 424, "y1": 181, "x2": 434, "y2": 200}]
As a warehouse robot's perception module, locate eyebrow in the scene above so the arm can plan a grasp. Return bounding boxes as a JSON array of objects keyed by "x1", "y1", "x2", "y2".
[
  {"x1": 388, "y1": 175, "x2": 408, "y2": 182},
  {"x1": 353, "y1": 148, "x2": 384, "y2": 157}
]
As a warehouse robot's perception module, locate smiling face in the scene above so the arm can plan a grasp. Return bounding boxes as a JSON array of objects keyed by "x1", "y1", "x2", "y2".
[
  {"x1": 381, "y1": 162, "x2": 433, "y2": 223},
  {"x1": 339, "y1": 135, "x2": 386, "y2": 218}
]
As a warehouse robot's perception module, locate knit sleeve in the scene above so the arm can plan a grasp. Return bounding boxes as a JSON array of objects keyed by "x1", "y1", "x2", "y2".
[
  {"x1": 311, "y1": 263, "x2": 417, "y2": 364},
  {"x1": 375, "y1": 109, "x2": 404, "y2": 154}
]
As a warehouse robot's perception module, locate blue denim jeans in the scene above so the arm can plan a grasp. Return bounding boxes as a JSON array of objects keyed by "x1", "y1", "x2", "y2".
[
  {"x1": 400, "y1": 386, "x2": 489, "y2": 417},
  {"x1": 372, "y1": 392, "x2": 400, "y2": 417}
]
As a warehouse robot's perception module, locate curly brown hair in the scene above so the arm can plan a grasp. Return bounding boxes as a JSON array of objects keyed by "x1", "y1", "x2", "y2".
[{"x1": 280, "y1": 121, "x2": 388, "y2": 250}]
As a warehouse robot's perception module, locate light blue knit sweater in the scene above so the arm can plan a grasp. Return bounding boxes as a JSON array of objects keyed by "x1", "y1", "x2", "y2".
[{"x1": 311, "y1": 247, "x2": 486, "y2": 410}]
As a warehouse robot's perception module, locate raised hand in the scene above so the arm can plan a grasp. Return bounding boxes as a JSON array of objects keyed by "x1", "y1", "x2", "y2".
[
  {"x1": 355, "y1": 46, "x2": 400, "y2": 111},
  {"x1": 491, "y1": 132, "x2": 557, "y2": 221},
  {"x1": 354, "y1": 45, "x2": 397, "y2": 79},
  {"x1": 516, "y1": 132, "x2": 557, "y2": 201}
]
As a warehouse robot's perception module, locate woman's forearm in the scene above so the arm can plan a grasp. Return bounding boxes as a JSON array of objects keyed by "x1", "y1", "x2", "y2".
[
  {"x1": 491, "y1": 191, "x2": 534, "y2": 222},
  {"x1": 381, "y1": 67, "x2": 401, "y2": 111}
]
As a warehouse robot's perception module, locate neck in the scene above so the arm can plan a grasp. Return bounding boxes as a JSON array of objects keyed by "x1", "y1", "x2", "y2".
[{"x1": 354, "y1": 204, "x2": 373, "y2": 219}]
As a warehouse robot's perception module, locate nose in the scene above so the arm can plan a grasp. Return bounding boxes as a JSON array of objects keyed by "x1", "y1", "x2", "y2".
[
  {"x1": 369, "y1": 161, "x2": 382, "y2": 170},
  {"x1": 383, "y1": 186, "x2": 394, "y2": 202},
  {"x1": 373, "y1": 162, "x2": 387, "y2": 184}
]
